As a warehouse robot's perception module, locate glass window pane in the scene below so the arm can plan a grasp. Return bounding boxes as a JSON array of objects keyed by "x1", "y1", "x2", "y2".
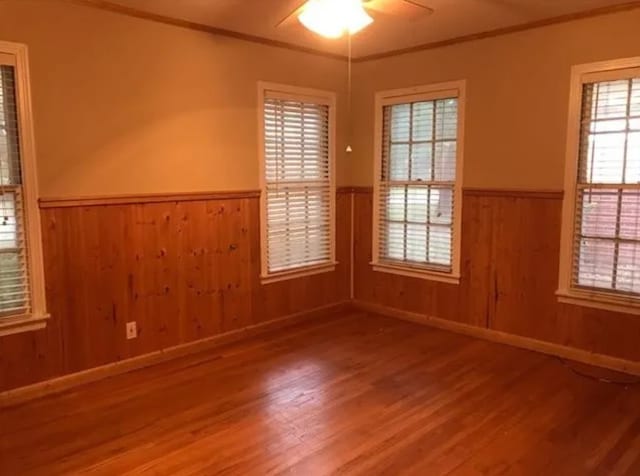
[
  {"x1": 616, "y1": 243, "x2": 640, "y2": 293},
  {"x1": 406, "y1": 187, "x2": 428, "y2": 223},
  {"x1": 435, "y1": 99, "x2": 458, "y2": 140},
  {"x1": 406, "y1": 224, "x2": 427, "y2": 262},
  {"x1": 434, "y1": 141, "x2": 456, "y2": 181},
  {"x1": 586, "y1": 132, "x2": 626, "y2": 183},
  {"x1": 0, "y1": 65, "x2": 21, "y2": 186},
  {"x1": 631, "y1": 79, "x2": 640, "y2": 116},
  {"x1": 0, "y1": 191, "x2": 17, "y2": 250},
  {"x1": 430, "y1": 187, "x2": 453, "y2": 225},
  {"x1": 389, "y1": 144, "x2": 409, "y2": 180},
  {"x1": 579, "y1": 190, "x2": 618, "y2": 239},
  {"x1": 410, "y1": 142, "x2": 431, "y2": 181},
  {"x1": 620, "y1": 190, "x2": 640, "y2": 241},
  {"x1": 626, "y1": 132, "x2": 640, "y2": 183},
  {"x1": 428, "y1": 226, "x2": 451, "y2": 265},
  {"x1": 386, "y1": 187, "x2": 406, "y2": 222},
  {"x1": 412, "y1": 102, "x2": 433, "y2": 141},
  {"x1": 386, "y1": 222, "x2": 405, "y2": 261},
  {"x1": 591, "y1": 119, "x2": 626, "y2": 133},
  {"x1": 577, "y1": 238, "x2": 615, "y2": 290},
  {"x1": 390, "y1": 104, "x2": 410, "y2": 142},
  {"x1": 593, "y1": 80, "x2": 630, "y2": 119}
]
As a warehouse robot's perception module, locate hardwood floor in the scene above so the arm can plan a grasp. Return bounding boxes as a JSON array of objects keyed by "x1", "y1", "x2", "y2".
[{"x1": 2, "y1": 310, "x2": 640, "y2": 475}]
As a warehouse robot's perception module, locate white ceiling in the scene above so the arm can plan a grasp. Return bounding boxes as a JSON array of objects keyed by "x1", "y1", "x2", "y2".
[{"x1": 106, "y1": 0, "x2": 634, "y2": 58}]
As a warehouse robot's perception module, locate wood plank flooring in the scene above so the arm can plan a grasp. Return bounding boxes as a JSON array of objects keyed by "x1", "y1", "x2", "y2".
[{"x1": 2, "y1": 311, "x2": 640, "y2": 475}]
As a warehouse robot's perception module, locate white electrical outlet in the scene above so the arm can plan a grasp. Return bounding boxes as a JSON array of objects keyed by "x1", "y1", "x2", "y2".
[{"x1": 126, "y1": 321, "x2": 137, "y2": 340}]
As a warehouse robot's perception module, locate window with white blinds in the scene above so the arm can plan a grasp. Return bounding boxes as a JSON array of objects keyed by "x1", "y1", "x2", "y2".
[
  {"x1": 0, "y1": 63, "x2": 30, "y2": 318},
  {"x1": 0, "y1": 42, "x2": 47, "y2": 334},
  {"x1": 571, "y1": 76, "x2": 640, "y2": 297},
  {"x1": 259, "y1": 84, "x2": 335, "y2": 280},
  {"x1": 373, "y1": 83, "x2": 465, "y2": 282}
]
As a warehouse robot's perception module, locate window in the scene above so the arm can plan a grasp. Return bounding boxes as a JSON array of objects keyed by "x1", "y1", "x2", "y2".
[
  {"x1": 559, "y1": 58, "x2": 640, "y2": 314},
  {"x1": 0, "y1": 42, "x2": 47, "y2": 336},
  {"x1": 372, "y1": 82, "x2": 465, "y2": 283},
  {"x1": 258, "y1": 82, "x2": 336, "y2": 282}
]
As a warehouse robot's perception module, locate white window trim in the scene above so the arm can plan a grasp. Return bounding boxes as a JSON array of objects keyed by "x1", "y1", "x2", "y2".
[
  {"x1": 371, "y1": 81, "x2": 466, "y2": 284},
  {"x1": 0, "y1": 41, "x2": 49, "y2": 336},
  {"x1": 257, "y1": 81, "x2": 337, "y2": 284},
  {"x1": 558, "y1": 56, "x2": 640, "y2": 315}
]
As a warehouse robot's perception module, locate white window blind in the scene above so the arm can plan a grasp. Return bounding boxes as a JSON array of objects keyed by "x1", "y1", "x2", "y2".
[
  {"x1": 572, "y1": 77, "x2": 640, "y2": 296},
  {"x1": 0, "y1": 64, "x2": 30, "y2": 318},
  {"x1": 376, "y1": 96, "x2": 459, "y2": 273},
  {"x1": 261, "y1": 90, "x2": 334, "y2": 276}
]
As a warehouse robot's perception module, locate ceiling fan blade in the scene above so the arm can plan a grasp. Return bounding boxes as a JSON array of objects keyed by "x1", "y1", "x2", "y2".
[
  {"x1": 364, "y1": 0, "x2": 434, "y2": 18},
  {"x1": 275, "y1": 0, "x2": 309, "y2": 28},
  {"x1": 401, "y1": 0, "x2": 434, "y2": 13}
]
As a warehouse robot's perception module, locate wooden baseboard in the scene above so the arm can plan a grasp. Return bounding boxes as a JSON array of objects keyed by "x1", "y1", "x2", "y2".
[
  {"x1": 352, "y1": 300, "x2": 640, "y2": 376},
  {"x1": 0, "y1": 301, "x2": 349, "y2": 408}
]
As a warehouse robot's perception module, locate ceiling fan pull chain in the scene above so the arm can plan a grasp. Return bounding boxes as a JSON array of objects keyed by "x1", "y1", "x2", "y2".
[{"x1": 346, "y1": 32, "x2": 353, "y2": 154}]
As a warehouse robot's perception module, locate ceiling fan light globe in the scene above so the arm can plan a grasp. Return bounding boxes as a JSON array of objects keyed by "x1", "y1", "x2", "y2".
[
  {"x1": 346, "y1": 2, "x2": 373, "y2": 35},
  {"x1": 298, "y1": 0, "x2": 373, "y2": 39},
  {"x1": 299, "y1": 0, "x2": 344, "y2": 38}
]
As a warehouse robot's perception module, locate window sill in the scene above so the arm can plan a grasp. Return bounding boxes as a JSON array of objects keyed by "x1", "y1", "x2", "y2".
[
  {"x1": 261, "y1": 262, "x2": 337, "y2": 284},
  {"x1": 0, "y1": 313, "x2": 50, "y2": 337},
  {"x1": 556, "y1": 289, "x2": 640, "y2": 316},
  {"x1": 372, "y1": 262, "x2": 460, "y2": 285}
]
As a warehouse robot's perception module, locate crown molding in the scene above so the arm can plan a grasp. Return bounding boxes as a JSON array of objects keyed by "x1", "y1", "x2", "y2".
[
  {"x1": 354, "y1": 1, "x2": 640, "y2": 62},
  {"x1": 64, "y1": 0, "x2": 348, "y2": 62}
]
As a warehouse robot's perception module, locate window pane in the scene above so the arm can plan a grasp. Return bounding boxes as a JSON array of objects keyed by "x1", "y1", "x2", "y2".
[
  {"x1": 0, "y1": 191, "x2": 17, "y2": 249},
  {"x1": 406, "y1": 224, "x2": 427, "y2": 262},
  {"x1": 631, "y1": 79, "x2": 640, "y2": 116},
  {"x1": 434, "y1": 141, "x2": 456, "y2": 181},
  {"x1": 412, "y1": 102, "x2": 433, "y2": 141},
  {"x1": 406, "y1": 187, "x2": 428, "y2": 223},
  {"x1": 0, "y1": 252, "x2": 25, "y2": 313},
  {"x1": 586, "y1": 132, "x2": 626, "y2": 183},
  {"x1": 616, "y1": 242, "x2": 640, "y2": 293},
  {"x1": 390, "y1": 104, "x2": 410, "y2": 142},
  {"x1": 577, "y1": 238, "x2": 615, "y2": 290},
  {"x1": 620, "y1": 190, "x2": 640, "y2": 240},
  {"x1": 626, "y1": 132, "x2": 640, "y2": 183},
  {"x1": 0, "y1": 65, "x2": 21, "y2": 186},
  {"x1": 386, "y1": 187, "x2": 405, "y2": 222},
  {"x1": 389, "y1": 144, "x2": 409, "y2": 180},
  {"x1": 429, "y1": 226, "x2": 451, "y2": 265},
  {"x1": 592, "y1": 80, "x2": 629, "y2": 119},
  {"x1": 435, "y1": 99, "x2": 457, "y2": 140},
  {"x1": 386, "y1": 222, "x2": 405, "y2": 261},
  {"x1": 410, "y1": 142, "x2": 431, "y2": 181},
  {"x1": 579, "y1": 189, "x2": 618, "y2": 239},
  {"x1": 430, "y1": 187, "x2": 453, "y2": 226}
]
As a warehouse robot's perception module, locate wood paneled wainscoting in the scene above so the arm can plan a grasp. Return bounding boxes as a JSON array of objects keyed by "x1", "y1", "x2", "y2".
[
  {"x1": 353, "y1": 187, "x2": 640, "y2": 370},
  {"x1": 0, "y1": 190, "x2": 352, "y2": 394}
]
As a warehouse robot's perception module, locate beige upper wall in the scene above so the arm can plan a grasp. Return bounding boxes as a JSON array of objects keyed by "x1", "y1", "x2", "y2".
[
  {"x1": 350, "y1": 8, "x2": 640, "y2": 190},
  {"x1": 3, "y1": 2, "x2": 639, "y2": 195},
  {"x1": 0, "y1": 0, "x2": 349, "y2": 197}
]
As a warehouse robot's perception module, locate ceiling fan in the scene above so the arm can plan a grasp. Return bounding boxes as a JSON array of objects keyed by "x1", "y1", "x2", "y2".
[{"x1": 277, "y1": 0, "x2": 434, "y2": 38}]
